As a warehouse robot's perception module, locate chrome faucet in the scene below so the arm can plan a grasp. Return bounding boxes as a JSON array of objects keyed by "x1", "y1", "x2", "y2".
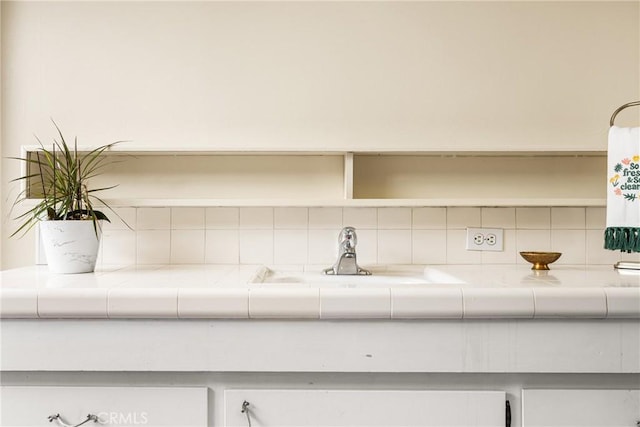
[{"x1": 323, "y1": 226, "x2": 371, "y2": 275}]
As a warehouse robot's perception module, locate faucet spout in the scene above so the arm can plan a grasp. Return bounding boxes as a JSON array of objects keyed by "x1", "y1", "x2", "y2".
[{"x1": 323, "y1": 227, "x2": 371, "y2": 276}]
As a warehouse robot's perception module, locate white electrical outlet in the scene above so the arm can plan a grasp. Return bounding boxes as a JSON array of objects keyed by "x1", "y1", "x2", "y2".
[{"x1": 465, "y1": 227, "x2": 504, "y2": 251}]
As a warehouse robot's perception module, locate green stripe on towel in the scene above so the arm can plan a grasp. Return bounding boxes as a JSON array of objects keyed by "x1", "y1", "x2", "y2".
[{"x1": 604, "y1": 227, "x2": 640, "y2": 252}]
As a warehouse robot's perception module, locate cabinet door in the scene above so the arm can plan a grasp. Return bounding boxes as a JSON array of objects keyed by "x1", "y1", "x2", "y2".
[
  {"x1": 522, "y1": 389, "x2": 640, "y2": 427},
  {"x1": 225, "y1": 389, "x2": 505, "y2": 427},
  {"x1": 0, "y1": 386, "x2": 207, "y2": 427}
]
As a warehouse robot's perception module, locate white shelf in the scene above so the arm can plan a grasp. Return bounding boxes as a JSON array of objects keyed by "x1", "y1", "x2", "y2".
[
  {"x1": 20, "y1": 145, "x2": 607, "y2": 208},
  {"x1": 101, "y1": 198, "x2": 607, "y2": 208},
  {"x1": 21, "y1": 145, "x2": 607, "y2": 157}
]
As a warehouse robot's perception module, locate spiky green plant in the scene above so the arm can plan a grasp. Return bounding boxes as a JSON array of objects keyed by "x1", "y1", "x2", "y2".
[{"x1": 10, "y1": 122, "x2": 123, "y2": 237}]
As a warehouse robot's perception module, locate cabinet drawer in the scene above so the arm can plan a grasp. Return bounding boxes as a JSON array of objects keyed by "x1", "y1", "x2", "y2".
[
  {"x1": 522, "y1": 389, "x2": 640, "y2": 427},
  {"x1": 225, "y1": 389, "x2": 505, "y2": 427},
  {"x1": 0, "y1": 386, "x2": 207, "y2": 427}
]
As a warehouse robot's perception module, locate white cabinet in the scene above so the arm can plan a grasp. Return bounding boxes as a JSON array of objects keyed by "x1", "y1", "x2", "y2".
[
  {"x1": 0, "y1": 386, "x2": 208, "y2": 427},
  {"x1": 522, "y1": 389, "x2": 640, "y2": 427},
  {"x1": 224, "y1": 389, "x2": 506, "y2": 427}
]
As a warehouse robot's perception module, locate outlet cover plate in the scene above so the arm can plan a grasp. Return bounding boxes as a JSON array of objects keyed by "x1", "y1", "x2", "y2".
[{"x1": 465, "y1": 227, "x2": 504, "y2": 251}]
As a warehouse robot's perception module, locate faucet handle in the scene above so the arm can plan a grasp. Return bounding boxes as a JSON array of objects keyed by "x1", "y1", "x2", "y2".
[{"x1": 339, "y1": 226, "x2": 357, "y2": 249}]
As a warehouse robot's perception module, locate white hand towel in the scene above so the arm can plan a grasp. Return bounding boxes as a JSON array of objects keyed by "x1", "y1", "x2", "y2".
[{"x1": 605, "y1": 126, "x2": 640, "y2": 252}]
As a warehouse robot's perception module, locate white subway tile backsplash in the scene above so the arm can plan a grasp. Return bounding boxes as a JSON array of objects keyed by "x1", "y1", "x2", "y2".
[
  {"x1": 136, "y1": 230, "x2": 171, "y2": 264},
  {"x1": 446, "y1": 229, "x2": 481, "y2": 264},
  {"x1": 274, "y1": 230, "x2": 308, "y2": 265},
  {"x1": 171, "y1": 207, "x2": 205, "y2": 230},
  {"x1": 482, "y1": 207, "x2": 515, "y2": 229},
  {"x1": 239, "y1": 229, "x2": 273, "y2": 264},
  {"x1": 412, "y1": 230, "x2": 447, "y2": 264},
  {"x1": 355, "y1": 229, "x2": 377, "y2": 265},
  {"x1": 206, "y1": 207, "x2": 239, "y2": 229},
  {"x1": 516, "y1": 207, "x2": 550, "y2": 229},
  {"x1": 447, "y1": 207, "x2": 481, "y2": 229},
  {"x1": 171, "y1": 230, "x2": 205, "y2": 264},
  {"x1": 240, "y1": 207, "x2": 274, "y2": 229},
  {"x1": 585, "y1": 229, "x2": 619, "y2": 265},
  {"x1": 308, "y1": 229, "x2": 339, "y2": 265},
  {"x1": 378, "y1": 230, "x2": 412, "y2": 264},
  {"x1": 551, "y1": 229, "x2": 586, "y2": 264},
  {"x1": 343, "y1": 207, "x2": 377, "y2": 229},
  {"x1": 205, "y1": 230, "x2": 239, "y2": 264},
  {"x1": 551, "y1": 207, "x2": 585, "y2": 229},
  {"x1": 586, "y1": 207, "x2": 606, "y2": 230},
  {"x1": 104, "y1": 207, "x2": 136, "y2": 231},
  {"x1": 308, "y1": 207, "x2": 342, "y2": 229},
  {"x1": 378, "y1": 208, "x2": 411, "y2": 229},
  {"x1": 274, "y1": 208, "x2": 308, "y2": 229},
  {"x1": 137, "y1": 208, "x2": 170, "y2": 230},
  {"x1": 102, "y1": 230, "x2": 136, "y2": 265},
  {"x1": 412, "y1": 207, "x2": 446, "y2": 229},
  {"x1": 481, "y1": 229, "x2": 517, "y2": 264},
  {"x1": 98, "y1": 205, "x2": 609, "y2": 267}
]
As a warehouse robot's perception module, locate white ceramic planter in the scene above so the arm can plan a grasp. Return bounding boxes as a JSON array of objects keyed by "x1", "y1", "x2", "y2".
[{"x1": 39, "y1": 221, "x2": 102, "y2": 274}]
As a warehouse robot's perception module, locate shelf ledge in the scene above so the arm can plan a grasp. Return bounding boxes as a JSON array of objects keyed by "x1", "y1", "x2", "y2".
[{"x1": 88, "y1": 198, "x2": 607, "y2": 208}]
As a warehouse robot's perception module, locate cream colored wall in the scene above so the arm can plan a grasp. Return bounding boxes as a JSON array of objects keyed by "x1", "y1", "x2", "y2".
[
  {"x1": 0, "y1": 1, "x2": 3, "y2": 270},
  {"x1": 1, "y1": 1, "x2": 639, "y2": 269},
  {"x1": 354, "y1": 155, "x2": 607, "y2": 200},
  {"x1": 92, "y1": 154, "x2": 346, "y2": 200},
  {"x1": 3, "y1": 1, "x2": 638, "y2": 150}
]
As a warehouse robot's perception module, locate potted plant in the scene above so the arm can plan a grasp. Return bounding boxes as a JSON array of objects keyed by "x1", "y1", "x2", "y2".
[{"x1": 10, "y1": 122, "x2": 122, "y2": 274}]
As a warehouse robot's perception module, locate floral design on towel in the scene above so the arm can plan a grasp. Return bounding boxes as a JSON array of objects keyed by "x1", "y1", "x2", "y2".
[{"x1": 610, "y1": 154, "x2": 640, "y2": 202}]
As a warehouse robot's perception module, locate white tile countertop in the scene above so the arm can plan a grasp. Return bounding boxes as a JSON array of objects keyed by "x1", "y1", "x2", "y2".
[{"x1": 1, "y1": 264, "x2": 639, "y2": 319}]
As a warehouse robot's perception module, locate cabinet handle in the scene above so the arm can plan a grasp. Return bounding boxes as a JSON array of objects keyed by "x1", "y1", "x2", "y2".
[
  {"x1": 47, "y1": 413, "x2": 99, "y2": 427},
  {"x1": 505, "y1": 400, "x2": 511, "y2": 427},
  {"x1": 241, "y1": 400, "x2": 252, "y2": 427}
]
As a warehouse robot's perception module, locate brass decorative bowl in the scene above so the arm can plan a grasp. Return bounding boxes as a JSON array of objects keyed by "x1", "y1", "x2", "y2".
[{"x1": 519, "y1": 251, "x2": 562, "y2": 270}]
